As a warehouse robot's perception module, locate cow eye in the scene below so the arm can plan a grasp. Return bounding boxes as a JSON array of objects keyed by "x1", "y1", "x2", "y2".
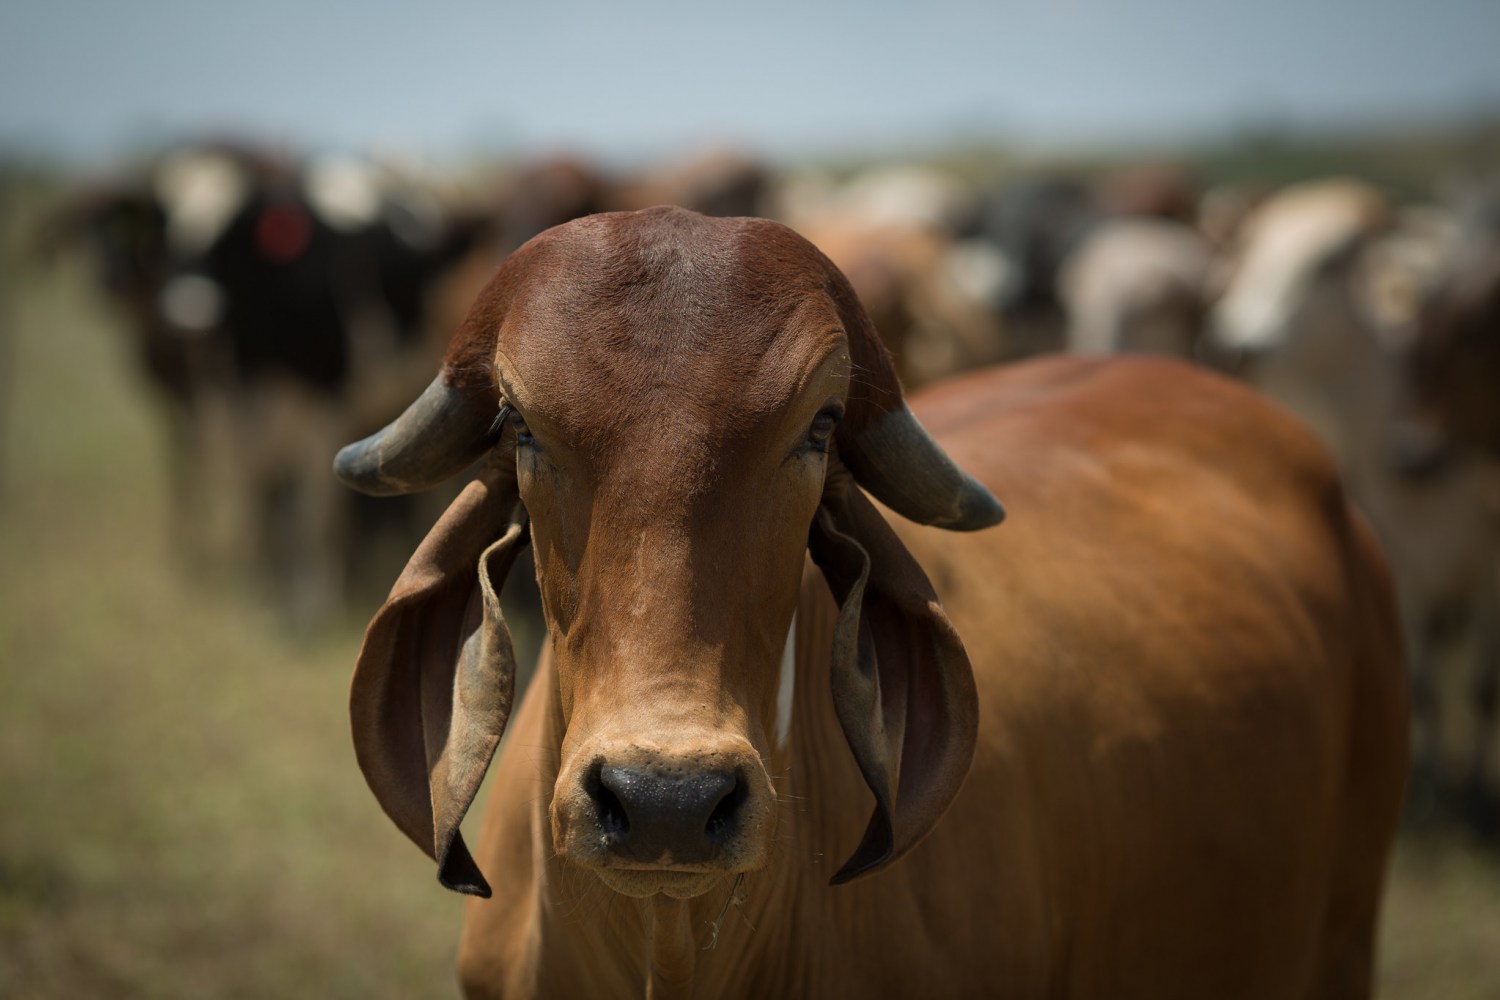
[
  {"x1": 808, "y1": 407, "x2": 841, "y2": 452},
  {"x1": 508, "y1": 408, "x2": 535, "y2": 447},
  {"x1": 493, "y1": 403, "x2": 534, "y2": 447}
]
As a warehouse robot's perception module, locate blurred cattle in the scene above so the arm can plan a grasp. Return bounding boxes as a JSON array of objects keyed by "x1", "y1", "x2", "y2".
[
  {"x1": 779, "y1": 164, "x2": 1218, "y2": 383},
  {"x1": 488, "y1": 156, "x2": 610, "y2": 256},
  {"x1": 958, "y1": 175, "x2": 1097, "y2": 358},
  {"x1": 1197, "y1": 182, "x2": 1270, "y2": 252},
  {"x1": 47, "y1": 140, "x2": 489, "y2": 627},
  {"x1": 1096, "y1": 160, "x2": 1200, "y2": 224},
  {"x1": 414, "y1": 155, "x2": 614, "y2": 377},
  {"x1": 607, "y1": 146, "x2": 769, "y2": 217},
  {"x1": 1410, "y1": 184, "x2": 1500, "y2": 458},
  {"x1": 778, "y1": 165, "x2": 1005, "y2": 387},
  {"x1": 1058, "y1": 217, "x2": 1215, "y2": 357},
  {"x1": 959, "y1": 165, "x2": 1206, "y2": 362},
  {"x1": 1209, "y1": 178, "x2": 1500, "y2": 829}
]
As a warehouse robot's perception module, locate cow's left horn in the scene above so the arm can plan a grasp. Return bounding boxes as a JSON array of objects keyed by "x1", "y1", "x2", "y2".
[
  {"x1": 334, "y1": 373, "x2": 497, "y2": 496},
  {"x1": 842, "y1": 405, "x2": 1005, "y2": 531}
]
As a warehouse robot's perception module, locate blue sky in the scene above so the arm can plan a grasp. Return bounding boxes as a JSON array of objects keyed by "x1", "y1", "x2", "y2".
[{"x1": 3, "y1": 0, "x2": 1498, "y2": 163}]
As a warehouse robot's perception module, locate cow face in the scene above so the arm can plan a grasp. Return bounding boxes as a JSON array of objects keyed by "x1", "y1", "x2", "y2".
[
  {"x1": 487, "y1": 215, "x2": 851, "y2": 897},
  {"x1": 337, "y1": 207, "x2": 1001, "y2": 899}
]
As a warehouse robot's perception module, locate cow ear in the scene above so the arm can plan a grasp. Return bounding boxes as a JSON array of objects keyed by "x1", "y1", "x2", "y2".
[
  {"x1": 349, "y1": 455, "x2": 529, "y2": 898},
  {"x1": 807, "y1": 470, "x2": 980, "y2": 885}
]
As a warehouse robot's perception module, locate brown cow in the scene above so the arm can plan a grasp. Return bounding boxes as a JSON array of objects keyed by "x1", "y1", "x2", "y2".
[{"x1": 336, "y1": 207, "x2": 1408, "y2": 998}]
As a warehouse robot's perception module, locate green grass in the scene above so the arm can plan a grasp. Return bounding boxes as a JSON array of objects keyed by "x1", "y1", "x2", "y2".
[{"x1": 3, "y1": 176, "x2": 1499, "y2": 997}]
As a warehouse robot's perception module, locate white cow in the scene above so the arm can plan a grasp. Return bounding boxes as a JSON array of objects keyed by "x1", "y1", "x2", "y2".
[{"x1": 1059, "y1": 217, "x2": 1215, "y2": 358}]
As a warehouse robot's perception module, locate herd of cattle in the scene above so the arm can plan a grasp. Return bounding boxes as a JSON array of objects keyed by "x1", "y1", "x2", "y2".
[{"x1": 47, "y1": 140, "x2": 1500, "y2": 846}]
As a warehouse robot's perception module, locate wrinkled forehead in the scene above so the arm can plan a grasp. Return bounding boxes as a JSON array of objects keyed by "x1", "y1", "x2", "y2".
[{"x1": 492, "y1": 209, "x2": 852, "y2": 446}]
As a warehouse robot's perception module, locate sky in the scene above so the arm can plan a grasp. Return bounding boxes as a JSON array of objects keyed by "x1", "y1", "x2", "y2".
[{"x1": 3, "y1": 0, "x2": 1499, "y2": 165}]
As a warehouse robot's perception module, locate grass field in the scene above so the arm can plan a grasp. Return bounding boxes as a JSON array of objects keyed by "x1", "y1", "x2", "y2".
[
  {"x1": 3, "y1": 182, "x2": 1499, "y2": 998},
  {"x1": 0, "y1": 195, "x2": 462, "y2": 997}
]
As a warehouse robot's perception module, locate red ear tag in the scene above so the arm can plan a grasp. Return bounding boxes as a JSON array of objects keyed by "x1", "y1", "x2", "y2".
[{"x1": 255, "y1": 204, "x2": 312, "y2": 263}]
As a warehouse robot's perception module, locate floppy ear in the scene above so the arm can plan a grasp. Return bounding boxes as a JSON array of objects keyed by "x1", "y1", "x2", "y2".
[
  {"x1": 349, "y1": 454, "x2": 529, "y2": 897},
  {"x1": 807, "y1": 468, "x2": 980, "y2": 885}
]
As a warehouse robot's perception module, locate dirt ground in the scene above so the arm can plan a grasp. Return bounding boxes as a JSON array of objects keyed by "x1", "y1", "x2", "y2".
[{"x1": 3, "y1": 195, "x2": 1498, "y2": 999}]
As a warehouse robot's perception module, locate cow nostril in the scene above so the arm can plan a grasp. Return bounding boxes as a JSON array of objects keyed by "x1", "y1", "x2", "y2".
[
  {"x1": 586, "y1": 767, "x2": 631, "y2": 840},
  {"x1": 592, "y1": 762, "x2": 746, "y2": 862},
  {"x1": 705, "y1": 773, "x2": 747, "y2": 843}
]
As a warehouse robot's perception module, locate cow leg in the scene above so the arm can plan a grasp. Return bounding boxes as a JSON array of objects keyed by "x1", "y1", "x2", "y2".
[
  {"x1": 161, "y1": 398, "x2": 206, "y2": 568},
  {"x1": 285, "y1": 400, "x2": 346, "y2": 631},
  {"x1": 1404, "y1": 610, "x2": 1443, "y2": 825},
  {"x1": 1459, "y1": 591, "x2": 1500, "y2": 836},
  {"x1": 1306, "y1": 916, "x2": 1378, "y2": 1000}
]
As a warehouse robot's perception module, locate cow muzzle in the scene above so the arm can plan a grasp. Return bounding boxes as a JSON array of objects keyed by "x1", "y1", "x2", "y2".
[{"x1": 552, "y1": 736, "x2": 775, "y2": 899}]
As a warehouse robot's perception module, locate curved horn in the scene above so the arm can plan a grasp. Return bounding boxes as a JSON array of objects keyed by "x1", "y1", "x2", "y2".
[
  {"x1": 841, "y1": 405, "x2": 1005, "y2": 531},
  {"x1": 334, "y1": 373, "x2": 498, "y2": 496}
]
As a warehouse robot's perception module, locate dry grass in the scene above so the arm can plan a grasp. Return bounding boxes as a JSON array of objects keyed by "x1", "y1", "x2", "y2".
[
  {"x1": 1379, "y1": 837, "x2": 1500, "y2": 999},
  {"x1": 0, "y1": 190, "x2": 463, "y2": 998},
  {"x1": 2, "y1": 181, "x2": 1498, "y2": 997}
]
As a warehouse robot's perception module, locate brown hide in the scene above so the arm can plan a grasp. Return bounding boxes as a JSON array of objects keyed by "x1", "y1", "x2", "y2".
[
  {"x1": 453, "y1": 357, "x2": 1408, "y2": 998},
  {"x1": 341, "y1": 208, "x2": 1408, "y2": 998}
]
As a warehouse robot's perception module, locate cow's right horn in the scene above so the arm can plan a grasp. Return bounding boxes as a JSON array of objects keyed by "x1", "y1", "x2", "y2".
[{"x1": 334, "y1": 373, "x2": 498, "y2": 496}]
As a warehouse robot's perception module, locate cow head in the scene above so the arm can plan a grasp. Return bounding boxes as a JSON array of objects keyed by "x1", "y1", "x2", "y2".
[{"x1": 335, "y1": 207, "x2": 1002, "y2": 899}]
